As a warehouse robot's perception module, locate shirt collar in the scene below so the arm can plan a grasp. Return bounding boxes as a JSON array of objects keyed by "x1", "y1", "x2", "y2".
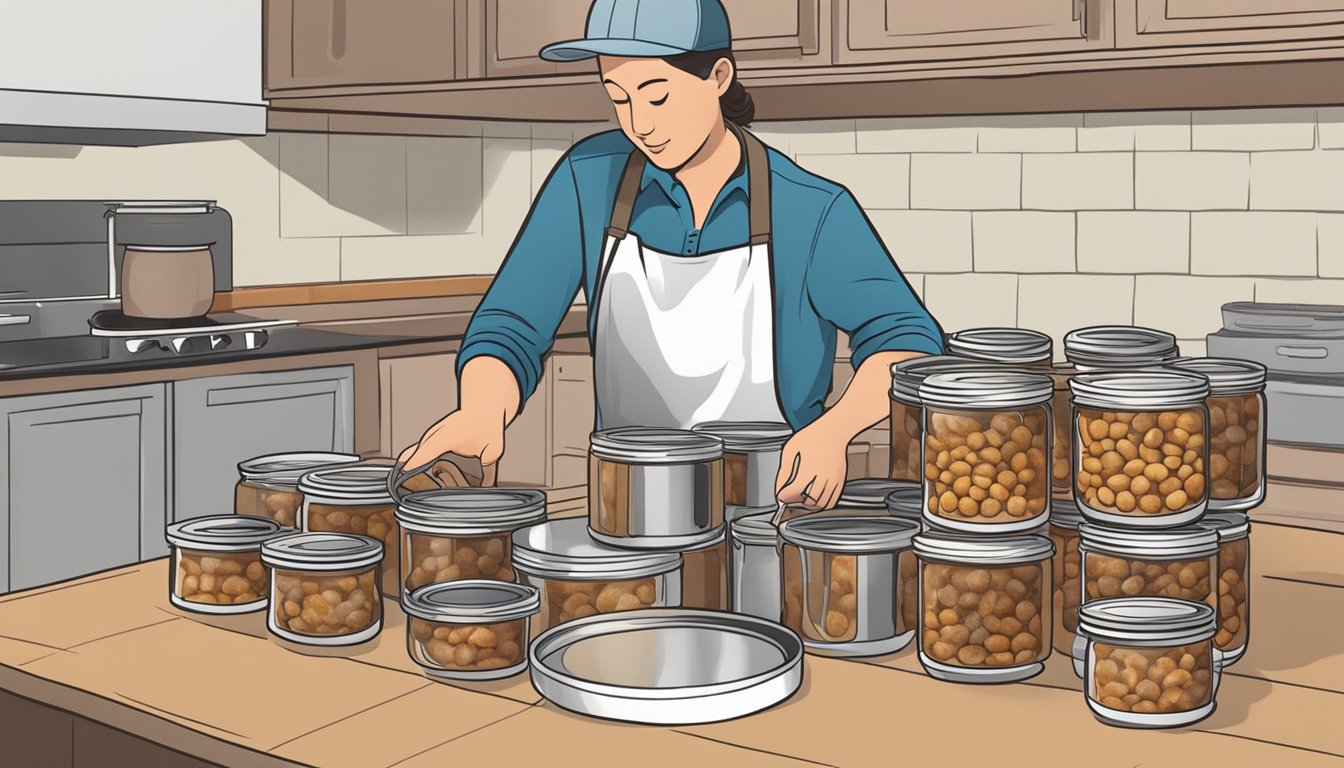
[{"x1": 639, "y1": 147, "x2": 749, "y2": 209}]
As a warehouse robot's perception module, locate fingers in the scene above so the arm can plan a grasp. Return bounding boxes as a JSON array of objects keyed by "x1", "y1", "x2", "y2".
[
  {"x1": 397, "y1": 444, "x2": 417, "y2": 464},
  {"x1": 775, "y1": 445, "x2": 802, "y2": 498}
]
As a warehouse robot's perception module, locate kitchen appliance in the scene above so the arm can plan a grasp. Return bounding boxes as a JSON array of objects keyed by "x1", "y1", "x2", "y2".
[{"x1": 120, "y1": 244, "x2": 216, "y2": 319}]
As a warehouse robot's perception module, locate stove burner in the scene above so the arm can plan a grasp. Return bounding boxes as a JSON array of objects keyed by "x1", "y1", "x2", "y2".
[{"x1": 89, "y1": 310, "x2": 295, "y2": 355}]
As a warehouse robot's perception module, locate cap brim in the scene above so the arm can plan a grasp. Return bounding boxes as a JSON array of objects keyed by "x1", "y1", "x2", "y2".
[{"x1": 538, "y1": 38, "x2": 690, "y2": 62}]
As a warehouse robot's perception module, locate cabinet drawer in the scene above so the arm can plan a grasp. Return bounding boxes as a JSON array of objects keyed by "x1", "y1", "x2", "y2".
[{"x1": 1119, "y1": 1, "x2": 1344, "y2": 47}]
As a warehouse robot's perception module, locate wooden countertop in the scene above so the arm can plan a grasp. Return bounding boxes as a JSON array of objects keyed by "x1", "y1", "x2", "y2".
[{"x1": 0, "y1": 496, "x2": 1340, "y2": 768}]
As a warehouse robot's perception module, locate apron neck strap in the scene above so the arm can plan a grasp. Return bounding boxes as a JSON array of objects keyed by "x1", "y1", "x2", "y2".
[{"x1": 605, "y1": 123, "x2": 772, "y2": 245}]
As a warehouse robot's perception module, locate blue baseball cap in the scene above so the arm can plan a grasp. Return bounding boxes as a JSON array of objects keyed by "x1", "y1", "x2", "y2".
[{"x1": 539, "y1": 0, "x2": 732, "y2": 62}]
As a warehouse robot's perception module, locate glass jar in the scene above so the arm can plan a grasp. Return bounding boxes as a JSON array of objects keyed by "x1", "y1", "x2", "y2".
[
  {"x1": 838, "y1": 479, "x2": 917, "y2": 512},
  {"x1": 588, "y1": 428, "x2": 724, "y2": 549},
  {"x1": 1080, "y1": 598, "x2": 1219, "y2": 728},
  {"x1": 918, "y1": 370, "x2": 1055, "y2": 532},
  {"x1": 691, "y1": 421, "x2": 792, "y2": 511},
  {"x1": 890, "y1": 356, "x2": 998, "y2": 483},
  {"x1": 681, "y1": 527, "x2": 728, "y2": 611},
  {"x1": 1201, "y1": 512, "x2": 1251, "y2": 668},
  {"x1": 235, "y1": 452, "x2": 361, "y2": 528},
  {"x1": 1049, "y1": 507, "x2": 1083, "y2": 656},
  {"x1": 165, "y1": 516, "x2": 283, "y2": 614},
  {"x1": 1069, "y1": 371, "x2": 1211, "y2": 527},
  {"x1": 299, "y1": 465, "x2": 400, "y2": 598},
  {"x1": 511, "y1": 517, "x2": 682, "y2": 634},
  {"x1": 913, "y1": 531, "x2": 1055, "y2": 683},
  {"x1": 883, "y1": 482, "x2": 924, "y2": 521},
  {"x1": 779, "y1": 516, "x2": 920, "y2": 657},
  {"x1": 261, "y1": 532, "x2": 384, "y2": 646},
  {"x1": 1168, "y1": 359, "x2": 1267, "y2": 512},
  {"x1": 404, "y1": 580, "x2": 540, "y2": 681},
  {"x1": 729, "y1": 511, "x2": 780, "y2": 621},
  {"x1": 395, "y1": 488, "x2": 547, "y2": 597}
]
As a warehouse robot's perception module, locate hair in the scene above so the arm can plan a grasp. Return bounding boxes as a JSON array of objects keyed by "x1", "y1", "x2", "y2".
[{"x1": 664, "y1": 49, "x2": 755, "y2": 126}]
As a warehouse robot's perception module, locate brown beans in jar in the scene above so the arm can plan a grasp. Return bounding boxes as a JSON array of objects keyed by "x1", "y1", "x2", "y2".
[
  {"x1": 1049, "y1": 524, "x2": 1081, "y2": 656},
  {"x1": 920, "y1": 562, "x2": 1049, "y2": 669},
  {"x1": 924, "y1": 409, "x2": 1050, "y2": 525},
  {"x1": 237, "y1": 485, "x2": 302, "y2": 528},
  {"x1": 1091, "y1": 642, "x2": 1214, "y2": 715},
  {"x1": 1075, "y1": 408, "x2": 1207, "y2": 517},
  {"x1": 176, "y1": 551, "x2": 268, "y2": 607},
  {"x1": 889, "y1": 401, "x2": 922, "y2": 483},
  {"x1": 1207, "y1": 394, "x2": 1262, "y2": 502},
  {"x1": 1083, "y1": 553, "x2": 1214, "y2": 608},
  {"x1": 307, "y1": 502, "x2": 399, "y2": 597},
  {"x1": 1216, "y1": 538, "x2": 1249, "y2": 653},
  {"x1": 272, "y1": 568, "x2": 380, "y2": 638},
  {"x1": 404, "y1": 532, "x2": 515, "y2": 592},
  {"x1": 538, "y1": 578, "x2": 659, "y2": 631},
  {"x1": 409, "y1": 617, "x2": 525, "y2": 673}
]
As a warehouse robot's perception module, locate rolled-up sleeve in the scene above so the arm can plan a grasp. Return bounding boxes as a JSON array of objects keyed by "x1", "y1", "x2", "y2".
[
  {"x1": 457, "y1": 152, "x2": 585, "y2": 405},
  {"x1": 806, "y1": 190, "x2": 946, "y2": 368}
]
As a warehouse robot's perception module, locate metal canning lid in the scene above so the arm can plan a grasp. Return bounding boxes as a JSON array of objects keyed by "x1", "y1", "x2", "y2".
[
  {"x1": 1167, "y1": 358, "x2": 1267, "y2": 395},
  {"x1": 1064, "y1": 326, "x2": 1179, "y2": 368},
  {"x1": 590, "y1": 427, "x2": 724, "y2": 464},
  {"x1": 839, "y1": 479, "x2": 918, "y2": 508},
  {"x1": 1078, "y1": 522, "x2": 1219, "y2": 558},
  {"x1": 890, "y1": 355, "x2": 999, "y2": 403},
  {"x1": 403, "y1": 579, "x2": 540, "y2": 624},
  {"x1": 511, "y1": 517, "x2": 683, "y2": 580},
  {"x1": 1199, "y1": 512, "x2": 1250, "y2": 542},
  {"x1": 884, "y1": 485, "x2": 924, "y2": 519},
  {"x1": 946, "y1": 328, "x2": 1054, "y2": 365},
  {"x1": 727, "y1": 504, "x2": 777, "y2": 523},
  {"x1": 238, "y1": 452, "x2": 362, "y2": 486},
  {"x1": 1069, "y1": 371, "x2": 1210, "y2": 410},
  {"x1": 730, "y1": 512, "x2": 778, "y2": 546},
  {"x1": 913, "y1": 531, "x2": 1055, "y2": 564},
  {"x1": 1049, "y1": 506, "x2": 1086, "y2": 531},
  {"x1": 691, "y1": 421, "x2": 792, "y2": 452},
  {"x1": 261, "y1": 532, "x2": 384, "y2": 571},
  {"x1": 1078, "y1": 598, "x2": 1217, "y2": 646},
  {"x1": 396, "y1": 488, "x2": 547, "y2": 535},
  {"x1": 780, "y1": 516, "x2": 919, "y2": 554},
  {"x1": 298, "y1": 465, "x2": 397, "y2": 503},
  {"x1": 918, "y1": 370, "x2": 1054, "y2": 409},
  {"x1": 166, "y1": 515, "x2": 283, "y2": 550}
]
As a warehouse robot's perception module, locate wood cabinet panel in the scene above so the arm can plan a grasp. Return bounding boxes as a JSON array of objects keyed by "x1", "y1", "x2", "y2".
[{"x1": 1118, "y1": 0, "x2": 1344, "y2": 47}]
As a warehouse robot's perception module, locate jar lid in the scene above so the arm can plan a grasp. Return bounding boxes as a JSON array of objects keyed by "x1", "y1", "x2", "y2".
[
  {"x1": 946, "y1": 328, "x2": 1054, "y2": 365},
  {"x1": 261, "y1": 532, "x2": 384, "y2": 571},
  {"x1": 395, "y1": 488, "x2": 547, "y2": 535},
  {"x1": 1064, "y1": 326, "x2": 1179, "y2": 369},
  {"x1": 298, "y1": 465, "x2": 397, "y2": 503},
  {"x1": 913, "y1": 531, "x2": 1055, "y2": 564},
  {"x1": 165, "y1": 515, "x2": 283, "y2": 551},
  {"x1": 511, "y1": 517, "x2": 683, "y2": 580},
  {"x1": 589, "y1": 428, "x2": 723, "y2": 464},
  {"x1": 237, "y1": 452, "x2": 362, "y2": 485},
  {"x1": 1078, "y1": 598, "x2": 1217, "y2": 646},
  {"x1": 1078, "y1": 522, "x2": 1219, "y2": 558},
  {"x1": 1069, "y1": 371, "x2": 1210, "y2": 410},
  {"x1": 1199, "y1": 511, "x2": 1250, "y2": 542},
  {"x1": 691, "y1": 421, "x2": 792, "y2": 451},
  {"x1": 839, "y1": 479, "x2": 917, "y2": 509},
  {"x1": 727, "y1": 504, "x2": 778, "y2": 523},
  {"x1": 779, "y1": 515, "x2": 919, "y2": 553},
  {"x1": 1167, "y1": 358, "x2": 1267, "y2": 395},
  {"x1": 730, "y1": 512, "x2": 778, "y2": 546},
  {"x1": 890, "y1": 355, "x2": 999, "y2": 403},
  {"x1": 883, "y1": 484, "x2": 924, "y2": 520},
  {"x1": 918, "y1": 370, "x2": 1055, "y2": 409},
  {"x1": 1049, "y1": 506, "x2": 1086, "y2": 530},
  {"x1": 402, "y1": 579, "x2": 540, "y2": 624}
]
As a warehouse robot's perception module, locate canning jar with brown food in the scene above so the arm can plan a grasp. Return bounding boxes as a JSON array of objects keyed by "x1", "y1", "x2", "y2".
[
  {"x1": 300, "y1": 465, "x2": 400, "y2": 598},
  {"x1": 404, "y1": 580, "x2": 539, "y2": 680},
  {"x1": 889, "y1": 356, "x2": 999, "y2": 484},
  {"x1": 395, "y1": 488, "x2": 547, "y2": 596},
  {"x1": 681, "y1": 531, "x2": 728, "y2": 611},
  {"x1": 1200, "y1": 512, "x2": 1251, "y2": 668},
  {"x1": 261, "y1": 532, "x2": 384, "y2": 646},
  {"x1": 691, "y1": 421, "x2": 791, "y2": 509},
  {"x1": 1049, "y1": 508, "x2": 1083, "y2": 657},
  {"x1": 235, "y1": 452, "x2": 361, "y2": 528},
  {"x1": 166, "y1": 516, "x2": 283, "y2": 614},
  {"x1": 1168, "y1": 359, "x2": 1267, "y2": 512},
  {"x1": 588, "y1": 428, "x2": 724, "y2": 550}
]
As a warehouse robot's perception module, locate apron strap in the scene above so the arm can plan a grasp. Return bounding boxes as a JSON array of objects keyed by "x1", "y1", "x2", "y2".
[{"x1": 606, "y1": 149, "x2": 645, "y2": 240}]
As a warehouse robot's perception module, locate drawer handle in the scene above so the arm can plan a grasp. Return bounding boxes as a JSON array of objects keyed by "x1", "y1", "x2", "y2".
[
  {"x1": 1276, "y1": 345, "x2": 1328, "y2": 359},
  {"x1": 0, "y1": 314, "x2": 31, "y2": 326},
  {"x1": 331, "y1": 0, "x2": 348, "y2": 60}
]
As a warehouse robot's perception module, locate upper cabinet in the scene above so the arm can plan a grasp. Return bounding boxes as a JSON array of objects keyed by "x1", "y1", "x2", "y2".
[{"x1": 1117, "y1": 0, "x2": 1344, "y2": 47}]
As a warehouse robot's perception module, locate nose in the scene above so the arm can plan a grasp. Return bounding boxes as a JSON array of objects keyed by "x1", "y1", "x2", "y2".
[{"x1": 630, "y1": 104, "x2": 655, "y2": 140}]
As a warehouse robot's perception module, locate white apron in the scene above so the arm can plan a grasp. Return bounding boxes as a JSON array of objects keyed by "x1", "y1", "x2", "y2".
[{"x1": 593, "y1": 123, "x2": 787, "y2": 430}]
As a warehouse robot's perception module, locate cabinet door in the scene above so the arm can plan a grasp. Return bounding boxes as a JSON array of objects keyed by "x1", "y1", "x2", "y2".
[
  {"x1": 0, "y1": 385, "x2": 167, "y2": 593},
  {"x1": 173, "y1": 367, "x2": 354, "y2": 522},
  {"x1": 1118, "y1": 0, "x2": 1344, "y2": 48},
  {"x1": 837, "y1": 0, "x2": 1112, "y2": 65},
  {"x1": 268, "y1": 0, "x2": 461, "y2": 91},
  {"x1": 551, "y1": 353, "x2": 594, "y2": 489}
]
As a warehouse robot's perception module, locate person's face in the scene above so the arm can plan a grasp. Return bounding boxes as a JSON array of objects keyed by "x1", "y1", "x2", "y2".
[{"x1": 598, "y1": 55, "x2": 733, "y2": 170}]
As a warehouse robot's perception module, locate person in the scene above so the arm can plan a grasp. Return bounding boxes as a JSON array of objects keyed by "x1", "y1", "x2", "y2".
[{"x1": 400, "y1": 0, "x2": 945, "y2": 510}]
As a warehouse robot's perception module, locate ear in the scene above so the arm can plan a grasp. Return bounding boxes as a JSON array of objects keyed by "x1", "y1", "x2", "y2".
[{"x1": 711, "y1": 56, "x2": 734, "y2": 97}]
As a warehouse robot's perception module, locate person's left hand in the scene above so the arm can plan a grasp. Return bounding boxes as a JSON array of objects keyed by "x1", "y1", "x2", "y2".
[{"x1": 775, "y1": 417, "x2": 852, "y2": 510}]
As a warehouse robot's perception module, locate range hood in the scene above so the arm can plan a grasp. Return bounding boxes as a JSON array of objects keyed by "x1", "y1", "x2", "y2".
[{"x1": 0, "y1": 0, "x2": 267, "y2": 147}]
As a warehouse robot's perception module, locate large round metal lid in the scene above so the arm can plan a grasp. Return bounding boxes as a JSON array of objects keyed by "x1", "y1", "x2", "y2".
[
  {"x1": 890, "y1": 355, "x2": 999, "y2": 402},
  {"x1": 1078, "y1": 598, "x2": 1217, "y2": 646},
  {"x1": 946, "y1": 328, "x2": 1054, "y2": 365},
  {"x1": 395, "y1": 488, "x2": 547, "y2": 534},
  {"x1": 260, "y1": 532, "x2": 384, "y2": 571},
  {"x1": 237, "y1": 452, "x2": 362, "y2": 485},
  {"x1": 730, "y1": 512, "x2": 778, "y2": 547},
  {"x1": 590, "y1": 428, "x2": 724, "y2": 464},
  {"x1": 1064, "y1": 326, "x2": 1179, "y2": 368},
  {"x1": 298, "y1": 464, "x2": 397, "y2": 503},
  {"x1": 839, "y1": 479, "x2": 917, "y2": 509},
  {"x1": 884, "y1": 485, "x2": 924, "y2": 520},
  {"x1": 402, "y1": 579, "x2": 540, "y2": 624},
  {"x1": 1199, "y1": 511, "x2": 1250, "y2": 541},
  {"x1": 1167, "y1": 358, "x2": 1267, "y2": 395},
  {"x1": 1069, "y1": 371, "x2": 1210, "y2": 410},
  {"x1": 691, "y1": 421, "x2": 792, "y2": 452},
  {"x1": 511, "y1": 517, "x2": 683, "y2": 580},
  {"x1": 913, "y1": 531, "x2": 1055, "y2": 563},
  {"x1": 779, "y1": 515, "x2": 919, "y2": 553},
  {"x1": 1078, "y1": 522, "x2": 1219, "y2": 558},
  {"x1": 166, "y1": 515, "x2": 283, "y2": 550},
  {"x1": 918, "y1": 370, "x2": 1054, "y2": 409}
]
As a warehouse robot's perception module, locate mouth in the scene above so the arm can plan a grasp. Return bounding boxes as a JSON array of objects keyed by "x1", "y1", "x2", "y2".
[{"x1": 643, "y1": 140, "x2": 669, "y2": 155}]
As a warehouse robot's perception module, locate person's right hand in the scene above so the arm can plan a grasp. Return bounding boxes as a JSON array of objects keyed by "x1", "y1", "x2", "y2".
[{"x1": 397, "y1": 407, "x2": 507, "y2": 483}]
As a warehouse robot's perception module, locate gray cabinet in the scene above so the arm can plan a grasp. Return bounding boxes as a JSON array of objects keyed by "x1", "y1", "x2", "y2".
[
  {"x1": 0, "y1": 384, "x2": 167, "y2": 592},
  {"x1": 172, "y1": 367, "x2": 355, "y2": 522}
]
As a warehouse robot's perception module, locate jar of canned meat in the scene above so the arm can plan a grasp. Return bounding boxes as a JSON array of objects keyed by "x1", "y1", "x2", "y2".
[
  {"x1": 1168, "y1": 359, "x2": 1267, "y2": 512},
  {"x1": 780, "y1": 516, "x2": 920, "y2": 657},
  {"x1": 890, "y1": 356, "x2": 998, "y2": 483},
  {"x1": 1049, "y1": 507, "x2": 1083, "y2": 657},
  {"x1": 691, "y1": 421, "x2": 791, "y2": 511},
  {"x1": 512, "y1": 516, "x2": 682, "y2": 634},
  {"x1": 1080, "y1": 598, "x2": 1219, "y2": 728},
  {"x1": 1200, "y1": 512, "x2": 1250, "y2": 668},
  {"x1": 261, "y1": 532, "x2": 384, "y2": 646},
  {"x1": 883, "y1": 482, "x2": 924, "y2": 521},
  {"x1": 165, "y1": 516, "x2": 283, "y2": 614},
  {"x1": 300, "y1": 464, "x2": 400, "y2": 598},
  {"x1": 681, "y1": 527, "x2": 728, "y2": 611},
  {"x1": 236, "y1": 452, "x2": 361, "y2": 528},
  {"x1": 913, "y1": 531, "x2": 1055, "y2": 683},
  {"x1": 404, "y1": 580, "x2": 540, "y2": 681},
  {"x1": 729, "y1": 511, "x2": 780, "y2": 621},
  {"x1": 395, "y1": 488, "x2": 546, "y2": 597},
  {"x1": 588, "y1": 428, "x2": 724, "y2": 549},
  {"x1": 918, "y1": 370, "x2": 1055, "y2": 532},
  {"x1": 946, "y1": 328, "x2": 1054, "y2": 367},
  {"x1": 1069, "y1": 371, "x2": 1211, "y2": 528}
]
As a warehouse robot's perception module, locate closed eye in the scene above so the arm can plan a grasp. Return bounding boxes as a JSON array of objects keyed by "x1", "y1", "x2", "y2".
[{"x1": 650, "y1": 95, "x2": 668, "y2": 106}]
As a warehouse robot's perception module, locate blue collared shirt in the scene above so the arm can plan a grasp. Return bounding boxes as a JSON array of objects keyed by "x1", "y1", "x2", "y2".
[{"x1": 458, "y1": 129, "x2": 945, "y2": 429}]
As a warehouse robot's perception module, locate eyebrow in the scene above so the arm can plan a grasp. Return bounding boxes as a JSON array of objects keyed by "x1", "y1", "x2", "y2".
[{"x1": 601, "y1": 77, "x2": 668, "y2": 90}]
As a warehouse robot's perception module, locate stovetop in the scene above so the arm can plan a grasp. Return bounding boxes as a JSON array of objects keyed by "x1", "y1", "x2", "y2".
[{"x1": 88, "y1": 310, "x2": 297, "y2": 355}]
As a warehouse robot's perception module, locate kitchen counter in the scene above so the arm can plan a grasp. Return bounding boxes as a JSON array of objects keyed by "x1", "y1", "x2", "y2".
[{"x1": 0, "y1": 493, "x2": 1340, "y2": 768}]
